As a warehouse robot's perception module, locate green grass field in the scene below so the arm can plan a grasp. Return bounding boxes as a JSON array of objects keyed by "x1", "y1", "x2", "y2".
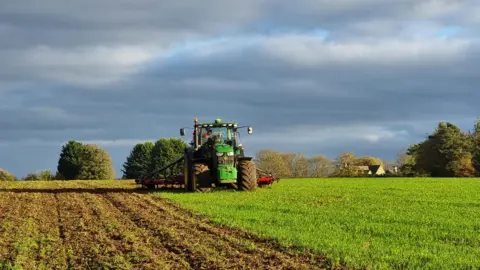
[{"x1": 160, "y1": 177, "x2": 480, "y2": 270}]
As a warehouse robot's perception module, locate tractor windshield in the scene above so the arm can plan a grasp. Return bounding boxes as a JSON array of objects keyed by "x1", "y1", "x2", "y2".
[{"x1": 198, "y1": 126, "x2": 234, "y2": 145}]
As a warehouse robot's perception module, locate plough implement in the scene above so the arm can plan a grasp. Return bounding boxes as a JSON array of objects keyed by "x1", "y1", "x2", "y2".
[
  {"x1": 256, "y1": 168, "x2": 280, "y2": 187},
  {"x1": 135, "y1": 118, "x2": 279, "y2": 192}
]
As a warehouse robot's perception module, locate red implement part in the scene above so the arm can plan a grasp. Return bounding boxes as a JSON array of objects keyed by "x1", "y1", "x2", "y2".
[
  {"x1": 258, "y1": 176, "x2": 279, "y2": 186},
  {"x1": 257, "y1": 168, "x2": 280, "y2": 187},
  {"x1": 258, "y1": 177, "x2": 272, "y2": 184}
]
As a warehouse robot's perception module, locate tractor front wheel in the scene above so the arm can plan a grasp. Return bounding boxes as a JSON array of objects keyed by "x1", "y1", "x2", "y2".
[{"x1": 237, "y1": 160, "x2": 257, "y2": 191}]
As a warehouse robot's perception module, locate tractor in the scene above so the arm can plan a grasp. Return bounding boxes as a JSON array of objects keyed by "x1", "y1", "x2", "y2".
[
  {"x1": 135, "y1": 118, "x2": 279, "y2": 192},
  {"x1": 181, "y1": 117, "x2": 257, "y2": 191}
]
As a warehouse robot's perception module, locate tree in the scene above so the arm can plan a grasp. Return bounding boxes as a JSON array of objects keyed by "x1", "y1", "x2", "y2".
[
  {"x1": 354, "y1": 156, "x2": 384, "y2": 167},
  {"x1": 396, "y1": 149, "x2": 409, "y2": 167},
  {"x1": 331, "y1": 165, "x2": 363, "y2": 177},
  {"x1": 122, "y1": 141, "x2": 154, "y2": 179},
  {"x1": 23, "y1": 169, "x2": 56, "y2": 181},
  {"x1": 0, "y1": 168, "x2": 15, "y2": 181},
  {"x1": 449, "y1": 152, "x2": 475, "y2": 177},
  {"x1": 397, "y1": 147, "x2": 420, "y2": 176},
  {"x1": 149, "y1": 138, "x2": 186, "y2": 178},
  {"x1": 57, "y1": 140, "x2": 84, "y2": 180},
  {"x1": 407, "y1": 121, "x2": 475, "y2": 177},
  {"x1": 55, "y1": 171, "x2": 66, "y2": 180},
  {"x1": 76, "y1": 144, "x2": 116, "y2": 180},
  {"x1": 336, "y1": 152, "x2": 356, "y2": 167},
  {"x1": 293, "y1": 153, "x2": 309, "y2": 178},
  {"x1": 254, "y1": 149, "x2": 290, "y2": 178},
  {"x1": 278, "y1": 152, "x2": 295, "y2": 178},
  {"x1": 308, "y1": 155, "x2": 332, "y2": 177},
  {"x1": 440, "y1": 123, "x2": 474, "y2": 176},
  {"x1": 471, "y1": 118, "x2": 480, "y2": 175}
]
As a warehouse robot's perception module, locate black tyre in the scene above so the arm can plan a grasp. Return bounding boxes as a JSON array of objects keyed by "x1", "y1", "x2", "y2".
[
  {"x1": 194, "y1": 162, "x2": 214, "y2": 192},
  {"x1": 237, "y1": 160, "x2": 257, "y2": 191}
]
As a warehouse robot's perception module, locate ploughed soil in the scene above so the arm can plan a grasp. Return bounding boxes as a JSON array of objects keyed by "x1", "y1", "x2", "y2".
[{"x1": 0, "y1": 181, "x2": 343, "y2": 270}]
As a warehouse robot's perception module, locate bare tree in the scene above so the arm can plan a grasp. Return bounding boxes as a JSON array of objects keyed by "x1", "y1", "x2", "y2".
[{"x1": 308, "y1": 155, "x2": 333, "y2": 177}]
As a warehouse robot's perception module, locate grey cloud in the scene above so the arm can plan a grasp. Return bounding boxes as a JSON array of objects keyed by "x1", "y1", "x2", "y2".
[
  {"x1": 247, "y1": 0, "x2": 474, "y2": 39},
  {"x1": 5, "y1": 46, "x2": 478, "y2": 144},
  {"x1": 0, "y1": 0, "x2": 474, "y2": 50},
  {"x1": 0, "y1": 0, "x2": 262, "y2": 49},
  {"x1": 7, "y1": 35, "x2": 480, "y2": 130}
]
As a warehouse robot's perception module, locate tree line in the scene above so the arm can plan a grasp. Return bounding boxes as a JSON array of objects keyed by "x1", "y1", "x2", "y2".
[
  {"x1": 254, "y1": 149, "x2": 387, "y2": 178},
  {"x1": 0, "y1": 138, "x2": 187, "y2": 181},
  {"x1": 0, "y1": 141, "x2": 117, "y2": 181},
  {"x1": 1, "y1": 118, "x2": 480, "y2": 181},
  {"x1": 255, "y1": 119, "x2": 480, "y2": 178}
]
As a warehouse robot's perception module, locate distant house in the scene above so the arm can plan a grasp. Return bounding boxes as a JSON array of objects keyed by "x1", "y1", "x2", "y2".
[
  {"x1": 368, "y1": 165, "x2": 386, "y2": 175},
  {"x1": 355, "y1": 165, "x2": 386, "y2": 175}
]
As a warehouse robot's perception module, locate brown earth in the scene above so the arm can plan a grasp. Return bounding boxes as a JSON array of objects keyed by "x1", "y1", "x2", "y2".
[{"x1": 0, "y1": 181, "x2": 344, "y2": 270}]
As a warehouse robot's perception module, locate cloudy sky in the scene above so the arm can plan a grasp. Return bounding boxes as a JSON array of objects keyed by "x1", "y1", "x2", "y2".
[{"x1": 1, "y1": 0, "x2": 479, "y2": 178}]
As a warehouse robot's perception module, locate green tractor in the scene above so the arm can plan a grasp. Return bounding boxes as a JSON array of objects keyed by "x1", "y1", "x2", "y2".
[
  {"x1": 180, "y1": 118, "x2": 258, "y2": 192},
  {"x1": 136, "y1": 117, "x2": 278, "y2": 191}
]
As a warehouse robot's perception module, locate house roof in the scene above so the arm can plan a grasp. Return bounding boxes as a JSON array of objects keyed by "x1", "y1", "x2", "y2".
[{"x1": 368, "y1": 165, "x2": 382, "y2": 174}]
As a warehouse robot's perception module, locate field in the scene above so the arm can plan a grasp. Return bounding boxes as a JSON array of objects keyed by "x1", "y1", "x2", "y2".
[
  {"x1": 162, "y1": 178, "x2": 480, "y2": 270},
  {"x1": 0, "y1": 180, "x2": 330, "y2": 270},
  {"x1": 0, "y1": 178, "x2": 479, "y2": 270}
]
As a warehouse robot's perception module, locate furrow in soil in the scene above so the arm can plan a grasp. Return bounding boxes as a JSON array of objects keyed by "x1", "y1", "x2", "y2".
[{"x1": 103, "y1": 192, "x2": 329, "y2": 270}]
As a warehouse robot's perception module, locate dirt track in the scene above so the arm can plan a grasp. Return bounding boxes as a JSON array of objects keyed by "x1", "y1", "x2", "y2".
[{"x1": 0, "y1": 181, "x2": 336, "y2": 269}]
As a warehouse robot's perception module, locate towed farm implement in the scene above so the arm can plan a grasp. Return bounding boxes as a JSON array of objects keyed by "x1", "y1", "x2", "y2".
[{"x1": 135, "y1": 118, "x2": 279, "y2": 192}]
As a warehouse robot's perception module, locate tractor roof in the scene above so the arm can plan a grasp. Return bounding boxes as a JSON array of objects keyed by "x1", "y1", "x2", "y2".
[
  {"x1": 195, "y1": 122, "x2": 238, "y2": 128},
  {"x1": 194, "y1": 118, "x2": 238, "y2": 127}
]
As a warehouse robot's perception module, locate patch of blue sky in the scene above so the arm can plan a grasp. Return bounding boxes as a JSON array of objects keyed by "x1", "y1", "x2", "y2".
[{"x1": 435, "y1": 26, "x2": 462, "y2": 38}]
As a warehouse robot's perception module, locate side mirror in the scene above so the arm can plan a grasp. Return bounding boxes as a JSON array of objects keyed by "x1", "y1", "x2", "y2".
[
  {"x1": 247, "y1": 126, "x2": 252, "y2": 134},
  {"x1": 180, "y1": 128, "x2": 186, "y2": 136}
]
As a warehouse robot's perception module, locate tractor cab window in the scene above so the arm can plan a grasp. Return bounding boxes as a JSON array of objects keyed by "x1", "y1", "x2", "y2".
[{"x1": 198, "y1": 126, "x2": 233, "y2": 145}]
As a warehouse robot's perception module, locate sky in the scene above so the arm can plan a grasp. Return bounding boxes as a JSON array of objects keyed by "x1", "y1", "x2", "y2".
[{"x1": 1, "y1": 0, "x2": 480, "y2": 178}]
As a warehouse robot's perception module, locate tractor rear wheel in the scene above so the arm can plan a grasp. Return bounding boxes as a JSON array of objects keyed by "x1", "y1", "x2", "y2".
[
  {"x1": 237, "y1": 160, "x2": 257, "y2": 191},
  {"x1": 194, "y1": 162, "x2": 214, "y2": 192}
]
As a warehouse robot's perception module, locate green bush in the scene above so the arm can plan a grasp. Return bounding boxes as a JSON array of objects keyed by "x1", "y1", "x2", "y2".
[
  {"x1": 23, "y1": 169, "x2": 56, "y2": 181},
  {"x1": 56, "y1": 141, "x2": 116, "y2": 180},
  {"x1": 76, "y1": 144, "x2": 116, "y2": 180},
  {"x1": 0, "y1": 168, "x2": 15, "y2": 181}
]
